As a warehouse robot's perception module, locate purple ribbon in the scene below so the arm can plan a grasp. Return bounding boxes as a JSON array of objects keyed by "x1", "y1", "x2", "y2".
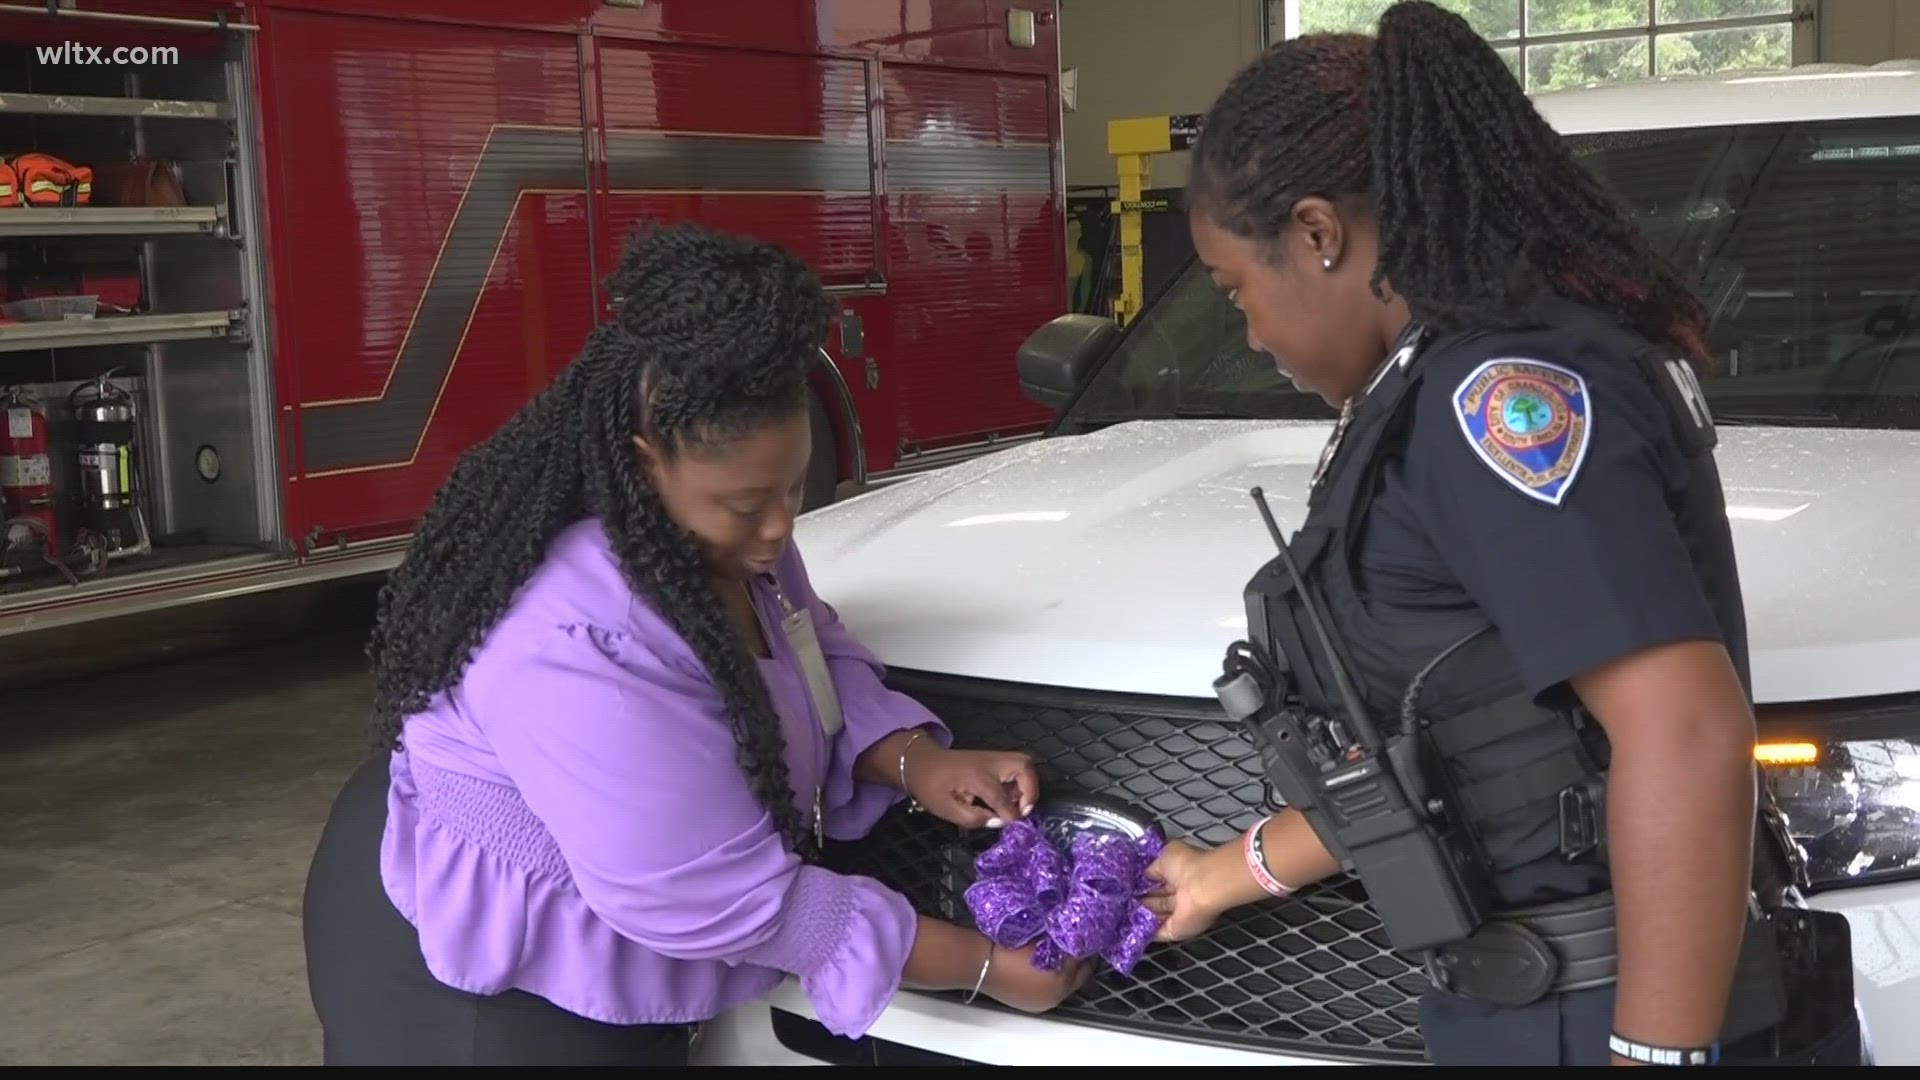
[{"x1": 962, "y1": 818, "x2": 1165, "y2": 977}]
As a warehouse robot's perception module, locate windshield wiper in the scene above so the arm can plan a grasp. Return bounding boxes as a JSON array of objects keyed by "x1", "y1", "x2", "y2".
[
  {"x1": 1171, "y1": 406, "x2": 1267, "y2": 420},
  {"x1": 1069, "y1": 406, "x2": 1327, "y2": 423},
  {"x1": 1712, "y1": 411, "x2": 1841, "y2": 426}
]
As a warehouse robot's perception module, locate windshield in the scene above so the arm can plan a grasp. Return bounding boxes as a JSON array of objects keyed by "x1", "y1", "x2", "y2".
[
  {"x1": 1057, "y1": 253, "x2": 1339, "y2": 425},
  {"x1": 1061, "y1": 112, "x2": 1920, "y2": 431}
]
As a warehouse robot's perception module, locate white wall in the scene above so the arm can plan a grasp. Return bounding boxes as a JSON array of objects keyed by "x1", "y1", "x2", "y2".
[
  {"x1": 1816, "y1": 0, "x2": 1920, "y2": 64},
  {"x1": 1057, "y1": 0, "x2": 1264, "y2": 190}
]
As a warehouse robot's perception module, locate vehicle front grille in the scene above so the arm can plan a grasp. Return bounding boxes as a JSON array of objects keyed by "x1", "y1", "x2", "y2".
[{"x1": 821, "y1": 672, "x2": 1430, "y2": 1063}]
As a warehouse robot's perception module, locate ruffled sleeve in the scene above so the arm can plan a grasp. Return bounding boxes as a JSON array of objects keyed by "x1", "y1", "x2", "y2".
[
  {"x1": 772, "y1": 543, "x2": 954, "y2": 838},
  {"x1": 462, "y1": 618, "x2": 919, "y2": 1037}
]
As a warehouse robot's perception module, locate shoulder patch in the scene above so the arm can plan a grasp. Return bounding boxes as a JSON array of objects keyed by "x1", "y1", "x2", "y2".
[{"x1": 1450, "y1": 357, "x2": 1592, "y2": 506}]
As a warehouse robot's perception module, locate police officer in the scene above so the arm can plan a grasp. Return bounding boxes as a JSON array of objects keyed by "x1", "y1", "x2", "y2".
[{"x1": 1138, "y1": 1, "x2": 1867, "y2": 1067}]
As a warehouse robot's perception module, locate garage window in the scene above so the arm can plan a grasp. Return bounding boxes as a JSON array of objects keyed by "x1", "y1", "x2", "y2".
[{"x1": 1263, "y1": 0, "x2": 1808, "y2": 93}]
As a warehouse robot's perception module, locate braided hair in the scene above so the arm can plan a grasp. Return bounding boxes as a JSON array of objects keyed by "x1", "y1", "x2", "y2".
[
  {"x1": 366, "y1": 221, "x2": 834, "y2": 861},
  {"x1": 1188, "y1": 0, "x2": 1712, "y2": 368}
]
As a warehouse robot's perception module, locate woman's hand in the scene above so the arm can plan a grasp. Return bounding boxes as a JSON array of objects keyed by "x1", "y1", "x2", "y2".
[
  {"x1": 904, "y1": 744, "x2": 1040, "y2": 829},
  {"x1": 981, "y1": 941, "x2": 1096, "y2": 1013},
  {"x1": 1141, "y1": 839, "x2": 1231, "y2": 943}
]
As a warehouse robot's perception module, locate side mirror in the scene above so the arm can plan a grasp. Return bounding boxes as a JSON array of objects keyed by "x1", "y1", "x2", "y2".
[{"x1": 1016, "y1": 314, "x2": 1120, "y2": 409}]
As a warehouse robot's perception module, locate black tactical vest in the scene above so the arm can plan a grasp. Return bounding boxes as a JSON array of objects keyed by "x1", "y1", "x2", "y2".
[{"x1": 1244, "y1": 298, "x2": 1777, "y2": 907}]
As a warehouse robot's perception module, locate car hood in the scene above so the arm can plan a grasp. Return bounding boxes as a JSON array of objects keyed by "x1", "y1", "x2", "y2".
[{"x1": 796, "y1": 420, "x2": 1920, "y2": 704}]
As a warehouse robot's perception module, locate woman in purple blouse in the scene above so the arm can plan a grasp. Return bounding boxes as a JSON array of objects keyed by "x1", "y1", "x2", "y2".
[{"x1": 299, "y1": 223, "x2": 1090, "y2": 1065}]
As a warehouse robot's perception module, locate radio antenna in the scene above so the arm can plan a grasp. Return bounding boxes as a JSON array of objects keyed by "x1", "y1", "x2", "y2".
[{"x1": 1249, "y1": 486, "x2": 1384, "y2": 753}]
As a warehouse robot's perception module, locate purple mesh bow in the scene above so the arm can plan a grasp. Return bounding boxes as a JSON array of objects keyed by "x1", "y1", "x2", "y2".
[{"x1": 962, "y1": 818, "x2": 1166, "y2": 977}]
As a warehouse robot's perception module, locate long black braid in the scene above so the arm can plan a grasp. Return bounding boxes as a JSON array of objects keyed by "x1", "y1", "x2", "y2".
[
  {"x1": 366, "y1": 221, "x2": 834, "y2": 861},
  {"x1": 1188, "y1": 0, "x2": 1713, "y2": 368}
]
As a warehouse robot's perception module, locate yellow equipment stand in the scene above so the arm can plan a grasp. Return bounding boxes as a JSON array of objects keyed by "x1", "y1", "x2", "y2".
[{"x1": 1104, "y1": 113, "x2": 1201, "y2": 326}]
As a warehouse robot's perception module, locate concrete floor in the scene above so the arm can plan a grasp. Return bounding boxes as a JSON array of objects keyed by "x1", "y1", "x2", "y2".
[{"x1": 0, "y1": 603, "x2": 376, "y2": 1066}]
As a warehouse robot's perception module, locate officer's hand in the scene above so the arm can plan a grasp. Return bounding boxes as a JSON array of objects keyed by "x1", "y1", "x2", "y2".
[{"x1": 1142, "y1": 840, "x2": 1226, "y2": 943}]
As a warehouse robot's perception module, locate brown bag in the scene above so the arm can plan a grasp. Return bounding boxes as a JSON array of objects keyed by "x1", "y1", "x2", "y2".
[{"x1": 91, "y1": 160, "x2": 186, "y2": 208}]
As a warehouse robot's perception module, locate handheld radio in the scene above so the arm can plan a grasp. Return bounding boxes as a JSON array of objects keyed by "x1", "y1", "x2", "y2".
[{"x1": 1212, "y1": 486, "x2": 1500, "y2": 954}]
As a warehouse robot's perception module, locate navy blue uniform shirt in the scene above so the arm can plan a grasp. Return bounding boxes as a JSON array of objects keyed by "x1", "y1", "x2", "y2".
[
  {"x1": 1356, "y1": 326, "x2": 1727, "y2": 708},
  {"x1": 1360, "y1": 325, "x2": 1733, "y2": 1064}
]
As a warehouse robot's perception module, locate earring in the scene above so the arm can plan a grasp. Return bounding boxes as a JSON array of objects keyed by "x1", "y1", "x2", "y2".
[{"x1": 1322, "y1": 256, "x2": 1334, "y2": 271}]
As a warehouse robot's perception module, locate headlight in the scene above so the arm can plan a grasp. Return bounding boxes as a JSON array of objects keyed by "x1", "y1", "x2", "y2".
[{"x1": 1757, "y1": 697, "x2": 1920, "y2": 892}]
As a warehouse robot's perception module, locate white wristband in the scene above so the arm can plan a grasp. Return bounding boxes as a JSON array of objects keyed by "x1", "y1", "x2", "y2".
[{"x1": 1609, "y1": 1033, "x2": 1720, "y2": 1065}]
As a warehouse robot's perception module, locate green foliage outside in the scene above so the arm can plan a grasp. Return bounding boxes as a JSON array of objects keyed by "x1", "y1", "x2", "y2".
[{"x1": 1296, "y1": 0, "x2": 1793, "y2": 92}]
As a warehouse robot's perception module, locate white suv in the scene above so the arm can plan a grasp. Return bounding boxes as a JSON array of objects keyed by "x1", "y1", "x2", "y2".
[{"x1": 697, "y1": 61, "x2": 1920, "y2": 1066}]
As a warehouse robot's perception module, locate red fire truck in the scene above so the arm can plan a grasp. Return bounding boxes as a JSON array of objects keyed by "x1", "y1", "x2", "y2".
[{"x1": 0, "y1": 0, "x2": 1066, "y2": 638}]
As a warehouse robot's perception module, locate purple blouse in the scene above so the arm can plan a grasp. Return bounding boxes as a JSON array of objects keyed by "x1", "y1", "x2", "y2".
[{"x1": 377, "y1": 518, "x2": 953, "y2": 1037}]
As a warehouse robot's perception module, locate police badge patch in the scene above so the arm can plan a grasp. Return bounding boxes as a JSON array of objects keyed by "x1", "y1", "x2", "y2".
[{"x1": 1450, "y1": 358, "x2": 1591, "y2": 506}]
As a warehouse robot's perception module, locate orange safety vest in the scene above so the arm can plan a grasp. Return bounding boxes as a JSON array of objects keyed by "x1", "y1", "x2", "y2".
[{"x1": 12, "y1": 153, "x2": 92, "y2": 207}]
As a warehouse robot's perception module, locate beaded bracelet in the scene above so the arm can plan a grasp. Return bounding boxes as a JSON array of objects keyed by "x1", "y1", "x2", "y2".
[{"x1": 1244, "y1": 816, "x2": 1295, "y2": 898}]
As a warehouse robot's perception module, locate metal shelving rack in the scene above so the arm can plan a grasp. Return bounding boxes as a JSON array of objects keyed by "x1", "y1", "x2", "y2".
[
  {"x1": 0, "y1": 4, "x2": 284, "y2": 614},
  {"x1": 0, "y1": 310, "x2": 236, "y2": 353},
  {"x1": 0, "y1": 90, "x2": 232, "y2": 121},
  {"x1": 0, "y1": 205, "x2": 224, "y2": 237},
  {"x1": 0, "y1": 84, "x2": 241, "y2": 351},
  {"x1": 0, "y1": 15, "x2": 275, "y2": 598}
]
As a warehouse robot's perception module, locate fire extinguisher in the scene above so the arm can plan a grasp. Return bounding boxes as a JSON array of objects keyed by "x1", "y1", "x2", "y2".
[
  {"x1": 70, "y1": 370, "x2": 152, "y2": 563},
  {"x1": 0, "y1": 385, "x2": 58, "y2": 558},
  {"x1": 72, "y1": 370, "x2": 139, "y2": 515}
]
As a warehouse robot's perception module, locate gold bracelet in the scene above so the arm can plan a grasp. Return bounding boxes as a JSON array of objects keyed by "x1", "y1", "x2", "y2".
[
  {"x1": 963, "y1": 943, "x2": 994, "y2": 1004},
  {"x1": 898, "y1": 729, "x2": 928, "y2": 812}
]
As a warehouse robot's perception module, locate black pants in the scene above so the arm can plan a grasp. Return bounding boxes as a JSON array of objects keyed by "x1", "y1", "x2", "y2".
[
  {"x1": 1420, "y1": 983, "x2": 1871, "y2": 1066},
  {"x1": 301, "y1": 754, "x2": 699, "y2": 1066}
]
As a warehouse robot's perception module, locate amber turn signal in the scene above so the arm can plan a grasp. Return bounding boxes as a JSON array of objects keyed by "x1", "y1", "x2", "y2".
[{"x1": 1754, "y1": 741, "x2": 1820, "y2": 767}]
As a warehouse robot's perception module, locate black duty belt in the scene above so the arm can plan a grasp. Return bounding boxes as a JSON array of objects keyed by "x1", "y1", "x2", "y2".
[
  {"x1": 1423, "y1": 889, "x2": 1617, "y2": 1007},
  {"x1": 1422, "y1": 891, "x2": 1791, "y2": 1045}
]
